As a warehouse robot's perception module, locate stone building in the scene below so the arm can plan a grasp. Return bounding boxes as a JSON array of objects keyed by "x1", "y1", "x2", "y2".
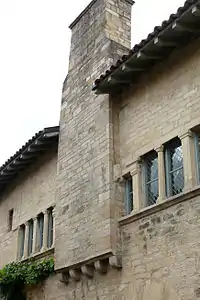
[{"x1": 1, "y1": 0, "x2": 200, "y2": 298}]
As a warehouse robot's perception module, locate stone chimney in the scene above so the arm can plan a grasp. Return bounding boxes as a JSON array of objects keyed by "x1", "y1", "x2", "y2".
[{"x1": 56, "y1": 0, "x2": 134, "y2": 271}]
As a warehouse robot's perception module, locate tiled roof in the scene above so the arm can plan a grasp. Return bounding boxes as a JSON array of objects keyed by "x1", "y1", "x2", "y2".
[
  {"x1": 0, "y1": 126, "x2": 59, "y2": 193},
  {"x1": 93, "y1": 0, "x2": 200, "y2": 93}
]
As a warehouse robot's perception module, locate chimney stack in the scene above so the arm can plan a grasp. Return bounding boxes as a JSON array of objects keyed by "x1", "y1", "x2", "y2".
[{"x1": 56, "y1": 0, "x2": 134, "y2": 271}]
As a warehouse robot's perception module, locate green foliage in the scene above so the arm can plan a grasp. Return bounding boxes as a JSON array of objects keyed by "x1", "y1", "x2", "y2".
[{"x1": 0, "y1": 258, "x2": 54, "y2": 300}]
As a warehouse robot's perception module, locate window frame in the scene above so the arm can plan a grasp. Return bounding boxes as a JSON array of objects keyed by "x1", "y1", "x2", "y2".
[
  {"x1": 143, "y1": 151, "x2": 159, "y2": 207},
  {"x1": 28, "y1": 219, "x2": 34, "y2": 256},
  {"x1": 8, "y1": 209, "x2": 14, "y2": 232},
  {"x1": 37, "y1": 213, "x2": 44, "y2": 251},
  {"x1": 47, "y1": 208, "x2": 54, "y2": 248},
  {"x1": 165, "y1": 138, "x2": 184, "y2": 197},
  {"x1": 19, "y1": 225, "x2": 25, "y2": 259},
  {"x1": 124, "y1": 175, "x2": 133, "y2": 215}
]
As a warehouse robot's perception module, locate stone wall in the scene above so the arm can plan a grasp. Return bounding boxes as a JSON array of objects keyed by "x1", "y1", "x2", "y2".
[
  {"x1": 27, "y1": 190, "x2": 200, "y2": 300},
  {"x1": 56, "y1": 0, "x2": 133, "y2": 270},
  {"x1": 0, "y1": 150, "x2": 57, "y2": 267},
  {"x1": 118, "y1": 37, "x2": 200, "y2": 175}
]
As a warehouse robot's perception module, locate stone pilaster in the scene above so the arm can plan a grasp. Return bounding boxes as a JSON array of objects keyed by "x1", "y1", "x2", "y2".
[
  {"x1": 155, "y1": 146, "x2": 166, "y2": 203},
  {"x1": 130, "y1": 160, "x2": 143, "y2": 212},
  {"x1": 179, "y1": 130, "x2": 197, "y2": 190}
]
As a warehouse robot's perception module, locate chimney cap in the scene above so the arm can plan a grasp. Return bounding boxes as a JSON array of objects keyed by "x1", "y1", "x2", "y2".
[{"x1": 69, "y1": 0, "x2": 135, "y2": 30}]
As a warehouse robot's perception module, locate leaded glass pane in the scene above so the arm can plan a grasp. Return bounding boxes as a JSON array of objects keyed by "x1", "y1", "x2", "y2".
[
  {"x1": 171, "y1": 168, "x2": 184, "y2": 195},
  {"x1": 146, "y1": 153, "x2": 158, "y2": 182},
  {"x1": 145, "y1": 151, "x2": 158, "y2": 206},
  {"x1": 165, "y1": 138, "x2": 184, "y2": 197},
  {"x1": 146, "y1": 181, "x2": 158, "y2": 206},
  {"x1": 170, "y1": 145, "x2": 183, "y2": 171}
]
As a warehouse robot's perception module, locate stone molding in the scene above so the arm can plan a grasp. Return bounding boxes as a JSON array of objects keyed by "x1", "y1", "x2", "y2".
[
  {"x1": 19, "y1": 247, "x2": 54, "y2": 263},
  {"x1": 119, "y1": 185, "x2": 200, "y2": 227}
]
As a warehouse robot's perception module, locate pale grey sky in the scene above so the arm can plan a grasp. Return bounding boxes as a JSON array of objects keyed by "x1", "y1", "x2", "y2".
[{"x1": 0, "y1": 0, "x2": 184, "y2": 165}]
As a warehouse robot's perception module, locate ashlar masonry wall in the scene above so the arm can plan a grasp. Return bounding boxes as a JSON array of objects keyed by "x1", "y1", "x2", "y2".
[
  {"x1": 56, "y1": 0, "x2": 134, "y2": 270},
  {"x1": 118, "y1": 37, "x2": 200, "y2": 174},
  {"x1": 0, "y1": 151, "x2": 57, "y2": 267},
  {"x1": 28, "y1": 191, "x2": 200, "y2": 300},
  {"x1": 25, "y1": 2, "x2": 200, "y2": 300}
]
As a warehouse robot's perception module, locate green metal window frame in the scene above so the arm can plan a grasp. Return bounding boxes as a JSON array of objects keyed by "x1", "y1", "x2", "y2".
[
  {"x1": 28, "y1": 219, "x2": 33, "y2": 256},
  {"x1": 124, "y1": 176, "x2": 133, "y2": 215},
  {"x1": 143, "y1": 151, "x2": 158, "y2": 206},
  {"x1": 165, "y1": 138, "x2": 184, "y2": 197},
  {"x1": 47, "y1": 208, "x2": 53, "y2": 248}
]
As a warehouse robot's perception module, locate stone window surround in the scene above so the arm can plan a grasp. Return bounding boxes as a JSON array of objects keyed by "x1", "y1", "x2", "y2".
[
  {"x1": 122, "y1": 129, "x2": 198, "y2": 216},
  {"x1": 17, "y1": 206, "x2": 55, "y2": 261}
]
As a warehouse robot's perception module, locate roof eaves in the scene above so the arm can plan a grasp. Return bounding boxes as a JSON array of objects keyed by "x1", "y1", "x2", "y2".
[
  {"x1": 93, "y1": 0, "x2": 200, "y2": 93},
  {"x1": 0, "y1": 126, "x2": 59, "y2": 193}
]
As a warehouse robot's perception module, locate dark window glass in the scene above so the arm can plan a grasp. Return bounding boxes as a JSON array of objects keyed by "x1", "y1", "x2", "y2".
[
  {"x1": 37, "y1": 213, "x2": 44, "y2": 250},
  {"x1": 47, "y1": 208, "x2": 54, "y2": 248},
  {"x1": 28, "y1": 219, "x2": 33, "y2": 256},
  {"x1": 8, "y1": 209, "x2": 14, "y2": 231},
  {"x1": 165, "y1": 138, "x2": 184, "y2": 196},
  {"x1": 124, "y1": 176, "x2": 133, "y2": 215}
]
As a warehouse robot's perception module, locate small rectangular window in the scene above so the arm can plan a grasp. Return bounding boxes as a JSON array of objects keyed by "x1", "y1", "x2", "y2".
[
  {"x1": 37, "y1": 213, "x2": 44, "y2": 251},
  {"x1": 47, "y1": 208, "x2": 54, "y2": 248},
  {"x1": 143, "y1": 151, "x2": 158, "y2": 206},
  {"x1": 124, "y1": 175, "x2": 133, "y2": 215},
  {"x1": 19, "y1": 225, "x2": 25, "y2": 259},
  {"x1": 8, "y1": 209, "x2": 14, "y2": 231},
  {"x1": 28, "y1": 219, "x2": 33, "y2": 256},
  {"x1": 165, "y1": 138, "x2": 184, "y2": 197}
]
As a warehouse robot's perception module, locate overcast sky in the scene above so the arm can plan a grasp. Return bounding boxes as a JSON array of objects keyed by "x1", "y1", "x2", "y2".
[{"x1": 0, "y1": 0, "x2": 184, "y2": 165}]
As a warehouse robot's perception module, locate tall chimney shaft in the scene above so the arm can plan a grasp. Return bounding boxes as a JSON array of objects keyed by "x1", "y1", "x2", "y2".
[{"x1": 56, "y1": 0, "x2": 134, "y2": 270}]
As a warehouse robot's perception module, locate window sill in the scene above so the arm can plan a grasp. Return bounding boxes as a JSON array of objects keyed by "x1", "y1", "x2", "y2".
[
  {"x1": 119, "y1": 185, "x2": 200, "y2": 226},
  {"x1": 19, "y1": 247, "x2": 54, "y2": 263}
]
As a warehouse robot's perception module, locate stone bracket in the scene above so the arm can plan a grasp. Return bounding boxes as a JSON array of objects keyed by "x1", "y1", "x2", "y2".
[
  {"x1": 59, "y1": 272, "x2": 70, "y2": 285},
  {"x1": 109, "y1": 255, "x2": 122, "y2": 269},
  {"x1": 60, "y1": 255, "x2": 121, "y2": 283},
  {"x1": 69, "y1": 269, "x2": 81, "y2": 281},
  {"x1": 94, "y1": 259, "x2": 108, "y2": 274},
  {"x1": 81, "y1": 265, "x2": 94, "y2": 278}
]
